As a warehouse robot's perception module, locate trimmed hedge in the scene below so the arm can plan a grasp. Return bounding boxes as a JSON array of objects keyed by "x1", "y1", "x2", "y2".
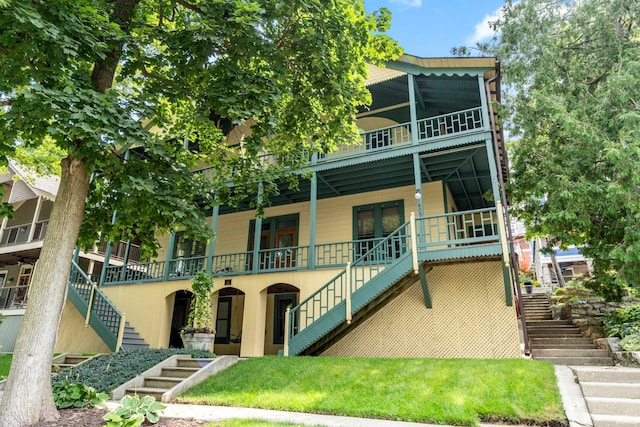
[{"x1": 52, "y1": 348, "x2": 214, "y2": 393}]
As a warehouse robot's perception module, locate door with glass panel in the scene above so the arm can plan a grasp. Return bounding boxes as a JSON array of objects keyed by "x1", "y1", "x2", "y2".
[{"x1": 354, "y1": 201, "x2": 404, "y2": 262}]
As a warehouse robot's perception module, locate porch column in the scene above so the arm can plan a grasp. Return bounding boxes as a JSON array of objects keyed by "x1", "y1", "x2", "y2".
[
  {"x1": 206, "y1": 205, "x2": 219, "y2": 274},
  {"x1": 239, "y1": 288, "x2": 267, "y2": 357},
  {"x1": 98, "y1": 210, "x2": 118, "y2": 286},
  {"x1": 478, "y1": 74, "x2": 491, "y2": 131},
  {"x1": 308, "y1": 171, "x2": 317, "y2": 269},
  {"x1": 0, "y1": 216, "x2": 8, "y2": 245},
  {"x1": 485, "y1": 138, "x2": 500, "y2": 203},
  {"x1": 27, "y1": 195, "x2": 43, "y2": 242},
  {"x1": 118, "y1": 240, "x2": 132, "y2": 282},
  {"x1": 412, "y1": 153, "x2": 424, "y2": 218},
  {"x1": 251, "y1": 183, "x2": 263, "y2": 274},
  {"x1": 408, "y1": 74, "x2": 419, "y2": 144},
  {"x1": 163, "y1": 232, "x2": 177, "y2": 281}
]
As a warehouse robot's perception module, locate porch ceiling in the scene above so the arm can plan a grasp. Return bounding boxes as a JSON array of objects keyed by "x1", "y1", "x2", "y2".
[{"x1": 219, "y1": 145, "x2": 494, "y2": 214}]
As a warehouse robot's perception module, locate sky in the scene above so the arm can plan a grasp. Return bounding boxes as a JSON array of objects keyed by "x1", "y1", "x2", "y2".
[{"x1": 364, "y1": 0, "x2": 506, "y2": 57}]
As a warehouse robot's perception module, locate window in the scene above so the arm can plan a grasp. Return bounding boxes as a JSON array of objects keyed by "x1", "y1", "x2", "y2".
[
  {"x1": 248, "y1": 214, "x2": 299, "y2": 270},
  {"x1": 353, "y1": 200, "x2": 404, "y2": 260},
  {"x1": 172, "y1": 232, "x2": 206, "y2": 275},
  {"x1": 215, "y1": 297, "x2": 232, "y2": 344},
  {"x1": 273, "y1": 294, "x2": 297, "y2": 344}
]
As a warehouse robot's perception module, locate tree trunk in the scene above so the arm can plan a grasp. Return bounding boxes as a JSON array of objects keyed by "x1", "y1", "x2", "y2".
[{"x1": 0, "y1": 156, "x2": 90, "y2": 426}]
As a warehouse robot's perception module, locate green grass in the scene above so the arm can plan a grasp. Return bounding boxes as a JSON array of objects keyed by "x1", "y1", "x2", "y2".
[
  {"x1": 0, "y1": 354, "x2": 12, "y2": 380},
  {"x1": 179, "y1": 357, "x2": 565, "y2": 427}
]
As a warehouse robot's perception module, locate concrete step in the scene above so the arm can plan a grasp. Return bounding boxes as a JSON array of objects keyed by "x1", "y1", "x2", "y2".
[
  {"x1": 591, "y1": 414, "x2": 640, "y2": 427},
  {"x1": 144, "y1": 376, "x2": 183, "y2": 389},
  {"x1": 530, "y1": 342, "x2": 597, "y2": 349},
  {"x1": 532, "y1": 349, "x2": 610, "y2": 358},
  {"x1": 573, "y1": 366, "x2": 640, "y2": 384},
  {"x1": 160, "y1": 367, "x2": 200, "y2": 378},
  {"x1": 527, "y1": 325, "x2": 583, "y2": 332},
  {"x1": 530, "y1": 337, "x2": 595, "y2": 346},
  {"x1": 581, "y1": 382, "x2": 640, "y2": 399},
  {"x1": 528, "y1": 331, "x2": 584, "y2": 337},
  {"x1": 62, "y1": 355, "x2": 91, "y2": 364},
  {"x1": 124, "y1": 387, "x2": 166, "y2": 401},
  {"x1": 534, "y1": 357, "x2": 615, "y2": 366},
  {"x1": 586, "y1": 397, "x2": 640, "y2": 417},
  {"x1": 527, "y1": 320, "x2": 574, "y2": 326},
  {"x1": 176, "y1": 358, "x2": 214, "y2": 369}
]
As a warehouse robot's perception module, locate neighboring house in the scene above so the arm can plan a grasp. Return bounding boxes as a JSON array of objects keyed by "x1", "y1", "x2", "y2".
[
  {"x1": 0, "y1": 160, "x2": 142, "y2": 351},
  {"x1": 511, "y1": 221, "x2": 532, "y2": 275},
  {"x1": 534, "y1": 237, "x2": 592, "y2": 286},
  {"x1": 55, "y1": 54, "x2": 521, "y2": 358}
]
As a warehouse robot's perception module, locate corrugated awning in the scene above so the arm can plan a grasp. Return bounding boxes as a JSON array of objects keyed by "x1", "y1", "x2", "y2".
[{"x1": 366, "y1": 64, "x2": 406, "y2": 86}]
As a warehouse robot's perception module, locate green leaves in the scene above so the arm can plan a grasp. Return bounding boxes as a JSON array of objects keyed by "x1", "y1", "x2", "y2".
[
  {"x1": 104, "y1": 395, "x2": 167, "y2": 427},
  {"x1": 52, "y1": 379, "x2": 108, "y2": 409},
  {"x1": 493, "y1": 0, "x2": 640, "y2": 295}
]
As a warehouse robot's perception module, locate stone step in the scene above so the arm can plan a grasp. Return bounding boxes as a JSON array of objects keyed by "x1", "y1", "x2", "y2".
[
  {"x1": 573, "y1": 366, "x2": 640, "y2": 384},
  {"x1": 586, "y1": 397, "x2": 640, "y2": 417},
  {"x1": 532, "y1": 348, "x2": 610, "y2": 358},
  {"x1": 144, "y1": 376, "x2": 183, "y2": 389},
  {"x1": 160, "y1": 367, "x2": 200, "y2": 378},
  {"x1": 591, "y1": 414, "x2": 640, "y2": 427},
  {"x1": 124, "y1": 387, "x2": 166, "y2": 401},
  {"x1": 534, "y1": 357, "x2": 615, "y2": 366},
  {"x1": 581, "y1": 382, "x2": 640, "y2": 399},
  {"x1": 530, "y1": 337, "x2": 595, "y2": 346},
  {"x1": 527, "y1": 321, "x2": 573, "y2": 326}
]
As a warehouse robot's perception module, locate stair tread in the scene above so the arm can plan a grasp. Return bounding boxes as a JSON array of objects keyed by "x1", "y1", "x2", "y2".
[
  {"x1": 145, "y1": 376, "x2": 184, "y2": 381},
  {"x1": 125, "y1": 387, "x2": 169, "y2": 393}
]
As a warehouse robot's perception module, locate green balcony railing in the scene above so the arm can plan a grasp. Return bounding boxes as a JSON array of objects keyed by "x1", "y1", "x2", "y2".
[{"x1": 101, "y1": 208, "x2": 499, "y2": 286}]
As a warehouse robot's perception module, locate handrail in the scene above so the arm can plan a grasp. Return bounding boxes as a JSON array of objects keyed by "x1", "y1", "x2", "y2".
[{"x1": 286, "y1": 220, "x2": 411, "y2": 354}]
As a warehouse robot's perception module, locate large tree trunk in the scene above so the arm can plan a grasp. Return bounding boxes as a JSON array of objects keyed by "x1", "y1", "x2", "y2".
[{"x1": 0, "y1": 157, "x2": 90, "y2": 426}]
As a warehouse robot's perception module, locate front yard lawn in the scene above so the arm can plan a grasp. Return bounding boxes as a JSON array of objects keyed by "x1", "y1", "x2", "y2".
[
  {"x1": 0, "y1": 354, "x2": 12, "y2": 380},
  {"x1": 178, "y1": 356, "x2": 565, "y2": 427}
]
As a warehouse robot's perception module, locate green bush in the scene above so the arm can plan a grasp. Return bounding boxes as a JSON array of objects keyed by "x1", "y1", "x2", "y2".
[
  {"x1": 104, "y1": 395, "x2": 166, "y2": 427},
  {"x1": 51, "y1": 348, "x2": 213, "y2": 393},
  {"x1": 52, "y1": 379, "x2": 108, "y2": 409},
  {"x1": 602, "y1": 303, "x2": 640, "y2": 338},
  {"x1": 619, "y1": 333, "x2": 640, "y2": 351}
]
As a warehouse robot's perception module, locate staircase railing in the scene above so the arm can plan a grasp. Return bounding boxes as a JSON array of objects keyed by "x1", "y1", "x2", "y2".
[
  {"x1": 68, "y1": 261, "x2": 125, "y2": 351},
  {"x1": 285, "y1": 217, "x2": 415, "y2": 355}
]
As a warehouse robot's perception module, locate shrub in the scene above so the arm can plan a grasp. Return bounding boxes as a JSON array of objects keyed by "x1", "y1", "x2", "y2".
[
  {"x1": 602, "y1": 303, "x2": 640, "y2": 338},
  {"x1": 619, "y1": 333, "x2": 640, "y2": 351},
  {"x1": 52, "y1": 379, "x2": 108, "y2": 409},
  {"x1": 51, "y1": 348, "x2": 213, "y2": 393},
  {"x1": 103, "y1": 395, "x2": 166, "y2": 427}
]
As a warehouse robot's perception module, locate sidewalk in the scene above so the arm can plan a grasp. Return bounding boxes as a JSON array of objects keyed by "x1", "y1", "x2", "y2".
[{"x1": 104, "y1": 400, "x2": 532, "y2": 427}]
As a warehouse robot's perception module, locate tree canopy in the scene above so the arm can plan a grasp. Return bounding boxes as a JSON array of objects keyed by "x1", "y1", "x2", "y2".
[
  {"x1": 491, "y1": 0, "x2": 640, "y2": 299},
  {"x1": 0, "y1": 1, "x2": 400, "y2": 425}
]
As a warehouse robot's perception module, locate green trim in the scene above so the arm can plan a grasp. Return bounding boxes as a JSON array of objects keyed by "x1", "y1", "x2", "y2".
[
  {"x1": 214, "y1": 297, "x2": 232, "y2": 344},
  {"x1": 163, "y1": 232, "x2": 177, "y2": 281},
  {"x1": 418, "y1": 264, "x2": 432, "y2": 309},
  {"x1": 352, "y1": 200, "x2": 405, "y2": 241},
  {"x1": 247, "y1": 213, "x2": 300, "y2": 250},
  {"x1": 502, "y1": 262, "x2": 513, "y2": 306},
  {"x1": 206, "y1": 205, "x2": 219, "y2": 273},
  {"x1": 274, "y1": 293, "x2": 297, "y2": 345},
  {"x1": 309, "y1": 172, "x2": 317, "y2": 269}
]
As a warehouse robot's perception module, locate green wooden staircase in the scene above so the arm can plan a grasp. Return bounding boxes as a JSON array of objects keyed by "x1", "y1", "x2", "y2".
[
  {"x1": 286, "y1": 220, "x2": 419, "y2": 356},
  {"x1": 68, "y1": 261, "x2": 147, "y2": 351}
]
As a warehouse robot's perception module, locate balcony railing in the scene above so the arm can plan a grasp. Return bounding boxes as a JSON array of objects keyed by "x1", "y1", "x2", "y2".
[
  {"x1": 0, "y1": 220, "x2": 48, "y2": 246},
  {"x1": 94, "y1": 239, "x2": 142, "y2": 262},
  {"x1": 101, "y1": 208, "x2": 500, "y2": 286}
]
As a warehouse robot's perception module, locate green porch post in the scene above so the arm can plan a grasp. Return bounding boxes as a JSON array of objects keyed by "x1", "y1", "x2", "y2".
[
  {"x1": 309, "y1": 170, "x2": 317, "y2": 269},
  {"x1": 206, "y1": 205, "x2": 219, "y2": 274},
  {"x1": 408, "y1": 74, "x2": 419, "y2": 145},
  {"x1": 252, "y1": 183, "x2": 264, "y2": 274},
  {"x1": 478, "y1": 74, "x2": 491, "y2": 131},
  {"x1": 98, "y1": 212, "x2": 117, "y2": 287},
  {"x1": 163, "y1": 232, "x2": 177, "y2": 281},
  {"x1": 118, "y1": 240, "x2": 132, "y2": 282},
  {"x1": 412, "y1": 153, "x2": 424, "y2": 218}
]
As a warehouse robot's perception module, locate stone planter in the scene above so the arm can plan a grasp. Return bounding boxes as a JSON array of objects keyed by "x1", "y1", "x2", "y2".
[{"x1": 181, "y1": 332, "x2": 216, "y2": 351}]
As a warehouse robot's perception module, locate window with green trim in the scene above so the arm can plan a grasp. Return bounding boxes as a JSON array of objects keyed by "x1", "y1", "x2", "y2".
[{"x1": 247, "y1": 214, "x2": 299, "y2": 269}]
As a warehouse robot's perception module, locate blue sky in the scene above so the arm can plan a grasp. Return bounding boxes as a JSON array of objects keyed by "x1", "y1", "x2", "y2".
[{"x1": 364, "y1": 0, "x2": 505, "y2": 57}]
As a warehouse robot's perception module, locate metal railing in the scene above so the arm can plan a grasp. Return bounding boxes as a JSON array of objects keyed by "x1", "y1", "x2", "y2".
[
  {"x1": 68, "y1": 261, "x2": 124, "y2": 351},
  {"x1": 0, "y1": 220, "x2": 48, "y2": 246}
]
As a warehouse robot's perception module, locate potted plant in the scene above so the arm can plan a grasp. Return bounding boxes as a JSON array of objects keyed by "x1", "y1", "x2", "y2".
[
  {"x1": 180, "y1": 270, "x2": 216, "y2": 350},
  {"x1": 524, "y1": 281, "x2": 533, "y2": 294}
]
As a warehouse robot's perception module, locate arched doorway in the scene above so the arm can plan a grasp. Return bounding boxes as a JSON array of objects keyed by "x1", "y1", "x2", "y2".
[
  {"x1": 213, "y1": 287, "x2": 245, "y2": 356},
  {"x1": 169, "y1": 290, "x2": 193, "y2": 348},
  {"x1": 264, "y1": 283, "x2": 300, "y2": 355}
]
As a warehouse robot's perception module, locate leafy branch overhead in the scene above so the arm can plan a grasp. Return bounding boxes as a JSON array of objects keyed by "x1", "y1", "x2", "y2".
[{"x1": 490, "y1": 0, "x2": 640, "y2": 298}]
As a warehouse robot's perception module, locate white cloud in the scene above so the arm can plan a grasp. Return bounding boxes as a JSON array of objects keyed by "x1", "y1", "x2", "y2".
[
  {"x1": 391, "y1": 0, "x2": 422, "y2": 7},
  {"x1": 465, "y1": 6, "x2": 503, "y2": 46}
]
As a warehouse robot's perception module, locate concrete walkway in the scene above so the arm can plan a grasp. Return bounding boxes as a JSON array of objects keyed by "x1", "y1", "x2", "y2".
[{"x1": 103, "y1": 400, "x2": 532, "y2": 427}]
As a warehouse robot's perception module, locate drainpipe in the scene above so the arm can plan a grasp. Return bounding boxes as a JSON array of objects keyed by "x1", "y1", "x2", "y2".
[{"x1": 485, "y1": 60, "x2": 530, "y2": 356}]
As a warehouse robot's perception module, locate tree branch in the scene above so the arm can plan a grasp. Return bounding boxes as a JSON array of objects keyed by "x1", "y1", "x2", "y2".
[{"x1": 175, "y1": 0, "x2": 204, "y2": 15}]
